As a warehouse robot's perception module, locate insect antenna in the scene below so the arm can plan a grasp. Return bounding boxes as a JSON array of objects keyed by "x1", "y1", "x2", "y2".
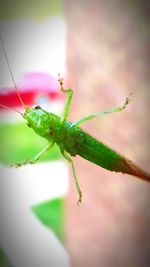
[
  {"x1": 0, "y1": 34, "x2": 25, "y2": 108},
  {"x1": 0, "y1": 104, "x2": 23, "y2": 115}
]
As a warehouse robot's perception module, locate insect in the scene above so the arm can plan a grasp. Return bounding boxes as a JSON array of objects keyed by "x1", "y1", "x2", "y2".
[{"x1": 0, "y1": 35, "x2": 150, "y2": 204}]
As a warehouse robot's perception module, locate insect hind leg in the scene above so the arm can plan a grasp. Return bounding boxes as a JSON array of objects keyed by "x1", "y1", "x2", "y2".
[{"x1": 61, "y1": 149, "x2": 82, "y2": 205}]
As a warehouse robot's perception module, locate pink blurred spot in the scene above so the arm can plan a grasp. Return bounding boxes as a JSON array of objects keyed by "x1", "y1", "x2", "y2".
[
  {"x1": 20, "y1": 72, "x2": 59, "y2": 92},
  {"x1": 0, "y1": 72, "x2": 64, "y2": 108}
]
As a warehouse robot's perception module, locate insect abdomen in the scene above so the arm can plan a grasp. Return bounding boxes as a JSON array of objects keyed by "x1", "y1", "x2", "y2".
[
  {"x1": 73, "y1": 129, "x2": 150, "y2": 181},
  {"x1": 75, "y1": 130, "x2": 125, "y2": 171}
]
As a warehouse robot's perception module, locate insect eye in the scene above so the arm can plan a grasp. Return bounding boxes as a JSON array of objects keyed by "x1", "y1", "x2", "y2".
[{"x1": 33, "y1": 105, "x2": 41, "y2": 109}]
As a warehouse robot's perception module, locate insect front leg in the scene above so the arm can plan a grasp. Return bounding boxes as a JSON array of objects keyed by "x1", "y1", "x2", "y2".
[
  {"x1": 58, "y1": 74, "x2": 73, "y2": 123},
  {"x1": 60, "y1": 149, "x2": 82, "y2": 205},
  {"x1": 71, "y1": 93, "x2": 133, "y2": 129},
  {"x1": 15, "y1": 141, "x2": 54, "y2": 167}
]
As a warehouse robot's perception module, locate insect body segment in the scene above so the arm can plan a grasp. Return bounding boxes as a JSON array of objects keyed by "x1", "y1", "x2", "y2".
[{"x1": 23, "y1": 106, "x2": 61, "y2": 138}]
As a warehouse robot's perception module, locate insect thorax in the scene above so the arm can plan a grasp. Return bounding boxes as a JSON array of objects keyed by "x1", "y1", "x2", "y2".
[{"x1": 24, "y1": 107, "x2": 61, "y2": 138}]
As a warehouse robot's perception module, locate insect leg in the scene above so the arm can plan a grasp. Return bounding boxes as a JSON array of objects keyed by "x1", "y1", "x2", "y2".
[
  {"x1": 15, "y1": 141, "x2": 54, "y2": 167},
  {"x1": 61, "y1": 150, "x2": 82, "y2": 205},
  {"x1": 58, "y1": 74, "x2": 73, "y2": 123},
  {"x1": 71, "y1": 93, "x2": 132, "y2": 128}
]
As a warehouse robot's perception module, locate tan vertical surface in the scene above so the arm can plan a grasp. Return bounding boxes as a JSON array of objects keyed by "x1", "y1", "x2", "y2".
[{"x1": 65, "y1": 1, "x2": 150, "y2": 267}]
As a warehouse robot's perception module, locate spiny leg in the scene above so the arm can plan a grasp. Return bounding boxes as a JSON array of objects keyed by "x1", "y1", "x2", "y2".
[
  {"x1": 71, "y1": 93, "x2": 133, "y2": 128},
  {"x1": 15, "y1": 141, "x2": 54, "y2": 167},
  {"x1": 58, "y1": 74, "x2": 73, "y2": 123},
  {"x1": 61, "y1": 150, "x2": 82, "y2": 205}
]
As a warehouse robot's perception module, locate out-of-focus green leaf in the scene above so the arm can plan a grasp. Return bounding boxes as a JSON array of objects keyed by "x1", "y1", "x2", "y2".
[
  {"x1": 0, "y1": 248, "x2": 13, "y2": 267},
  {"x1": 32, "y1": 198, "x2": 65, "y2": 242},
  {"x1": 0, "y1": 0, "x2": 64, "y2": 20}
]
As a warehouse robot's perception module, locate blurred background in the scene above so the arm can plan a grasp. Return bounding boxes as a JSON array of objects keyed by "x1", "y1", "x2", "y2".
[{"x1": 0, "y1": 0, "x2": 150, "y2": 267}]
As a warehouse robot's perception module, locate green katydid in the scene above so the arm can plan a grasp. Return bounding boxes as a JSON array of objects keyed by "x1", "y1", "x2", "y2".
[{"x1": 0, "y1": 35, "x2": 150, "y2": 204}]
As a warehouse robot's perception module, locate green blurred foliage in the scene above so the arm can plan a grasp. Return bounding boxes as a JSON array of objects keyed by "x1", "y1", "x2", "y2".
[
  {"x1": 0, "y1": 0, "x2": 64, "y2": 20},
  {"x1": 32, "y1": 197, "x2": 65, "y2": 242},
  {"x1": 0, "y1": 248, "x2": 13, "y2": 267},
  {"x1": 0, "y1": 123, "x2": 61, "y2": 165}
]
